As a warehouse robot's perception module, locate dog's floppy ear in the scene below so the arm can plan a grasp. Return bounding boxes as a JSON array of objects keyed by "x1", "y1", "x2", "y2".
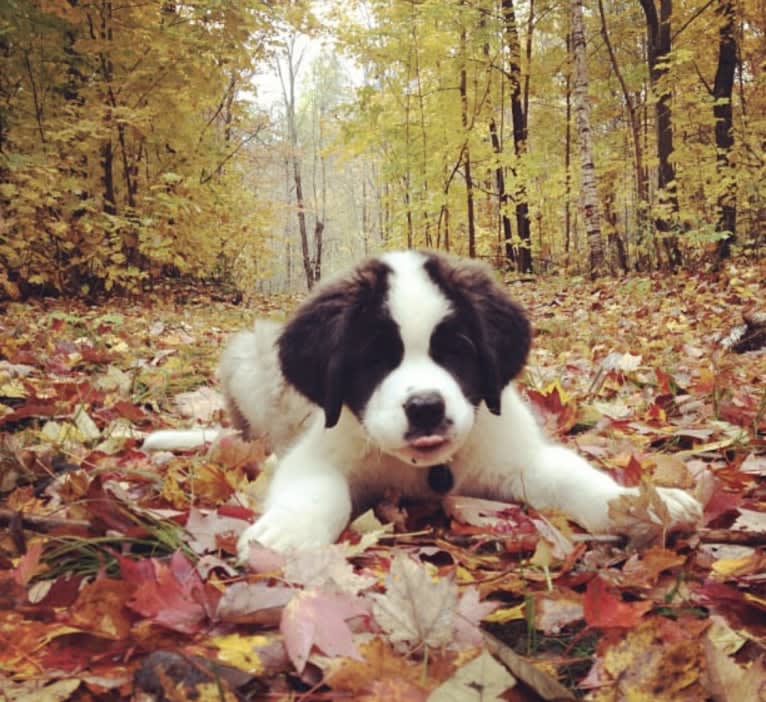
[
  {"x1": 471, "y1": 278, "x2": 531, "y2": 415},
  {"x1": 278, "y1": 288, "x2": 350, "y2": 428},
  {"x1": 278, "y1": 259, "x2": 392, "y2": 428},
  {"x1": 425, "y1": 254, "x2": 531, "y2": 415}
]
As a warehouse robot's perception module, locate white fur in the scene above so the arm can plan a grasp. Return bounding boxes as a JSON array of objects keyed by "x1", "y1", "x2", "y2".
[
  {"x1": 141, "y1": 426, "x2": 225, "y2": 451},
  {"x1": 362, "y1": 253, "x2": 474, "y2": 466}
]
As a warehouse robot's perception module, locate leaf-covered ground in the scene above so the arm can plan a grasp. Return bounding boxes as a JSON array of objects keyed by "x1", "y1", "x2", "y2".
[{"x1": 1, "y1": 264, "x2": 765, "y2": 701}]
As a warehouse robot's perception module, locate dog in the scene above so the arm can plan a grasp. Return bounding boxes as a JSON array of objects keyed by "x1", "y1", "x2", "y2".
[{"x1": 144, "y1": 250, "x2": 702, "y2": 557}]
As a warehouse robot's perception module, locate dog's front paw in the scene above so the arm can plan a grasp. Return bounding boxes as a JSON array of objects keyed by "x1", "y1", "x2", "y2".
[
  {"x1": 236, "y1": 507, "x2": 342, "y2": 561},
  {"x1": 656, "y1": 487, "x2": 703, "y2": 527}
]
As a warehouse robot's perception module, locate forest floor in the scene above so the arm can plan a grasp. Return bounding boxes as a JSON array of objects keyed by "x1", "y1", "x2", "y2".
[{"x1": 1, "y1": 261, "x2": 765, "y2": 701}]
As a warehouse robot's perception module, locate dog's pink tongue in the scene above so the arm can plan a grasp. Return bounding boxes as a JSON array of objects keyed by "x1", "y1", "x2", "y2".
[{"x1": 411, "y1": 435, "x2": 446, "y2": 449}]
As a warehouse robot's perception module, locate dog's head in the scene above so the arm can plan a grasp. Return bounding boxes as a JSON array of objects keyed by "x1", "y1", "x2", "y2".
[{"x1": 278, "y1": 250, "x2": 531, "y2": 466}]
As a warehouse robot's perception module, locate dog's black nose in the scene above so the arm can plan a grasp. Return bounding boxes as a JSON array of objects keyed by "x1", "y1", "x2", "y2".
[{"x1": 404, "y1": 391, "x2": 445, "y2": 431}]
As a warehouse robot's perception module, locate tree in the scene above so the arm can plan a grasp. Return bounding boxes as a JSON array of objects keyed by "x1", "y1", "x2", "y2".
[
  {"x1": 0, "y1": 0, "x2": 274, "y2": 296},
  {"x1": 570, "y1": 0, "x2": 605, "y2": 276},
  {"x1": 598, "y1": 0, "x2": 649, "y2": 269},
  {"x1": 501, "y1": 0, "x2": 532, "y2": 273},
  {"x1": 639, "y1": 0, "x2": 682, "y2": 269},
  {"x1": 277, "y1": 33, "x2": 322, "y2": 290},
  {"x1": 712, "y1": 0, "x2": 737, "y2": 262}
]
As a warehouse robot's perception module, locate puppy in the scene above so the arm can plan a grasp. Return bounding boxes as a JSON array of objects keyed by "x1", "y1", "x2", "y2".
[{"x1": 144, "y1": 250, "x2": 701, "y2": 556}]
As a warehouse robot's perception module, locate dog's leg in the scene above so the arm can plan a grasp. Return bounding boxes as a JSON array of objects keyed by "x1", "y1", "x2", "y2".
[
  {"x1": 517, "y1": 444, "x2": 702, "y2": 533},
  {"x1": 472, "y1": 386, "x2": 702, "y2": 533},
  {"x1": 236, "y1": 444, "x2": 353, "y2": 559}
]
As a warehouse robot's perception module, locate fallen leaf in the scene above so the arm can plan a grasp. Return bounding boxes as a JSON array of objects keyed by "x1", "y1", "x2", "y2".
[
  {"x1": 535, "y1": 592, "x2": 584, "y2": 634},
  {"x1": 0, "y1": 678, "x2": 81, "y2": 702},
  {"x1": 324, "y1": 637, "x2": 427, "y2": 695},
  {"x1": 453, "y1": 587, "x2": 498, "y2": 647},
  {"x1": 427, "y1": 650, "x2": 515, "y2": 701},
  {"x1": 362, "y1": 678, "x2": 429, "y2": 702},
  {"x1": 703, "y1": 631, "x2": 766, "y2": 701},
  {"x1": 174, "y1": 386, "x2": 225, "y2": 421},
  {"x1": 216, "y1": 581, "x2": 293, "y2": 625},
  {"x1": 599, "y1": 618, "x2": 706, "y2": 700},
  {"x1": 619, "y1": 546, "x2": 686, "y2": 588},
  {"x1": 283, "y1": 544, "x2": 377, "y2": 595},
  {"x1": 483, "y1": 631, "x2": 575, "y2": 700},
  {"x1": 583, "y1": 576, "x2": 652, "y2": 629},
  {"x1": 607, "y1": 481, "x2": 673, "y2": 548},
  {"x1": 281, "y1": 589, "x2": 367, "y2": 672},
  {"x1": 122, "y1": 551, "x2": 219, "y2": 634},
  {"x1": 185, "y1": 507, "x2": 250, "y2": 554},
  {"x1": 211, "y1": 633, "x2": 289, "y2": 675},
  {"x1": 372, "y1": 555, "x2": 457, "y2": 651}
]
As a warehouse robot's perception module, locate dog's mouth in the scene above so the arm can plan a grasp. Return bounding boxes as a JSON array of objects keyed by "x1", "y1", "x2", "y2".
[
  {"x1": 409, "y1": 434, "x2": 448, "y2": 452},
  {"x1": 401, "y1": 434, "x2": 453, "y2": 465}
]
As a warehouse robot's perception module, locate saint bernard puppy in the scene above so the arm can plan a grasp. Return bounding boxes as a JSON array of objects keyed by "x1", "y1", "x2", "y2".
[{"x1": 145, "y1": 250, "x2": 702, "y2": 557}]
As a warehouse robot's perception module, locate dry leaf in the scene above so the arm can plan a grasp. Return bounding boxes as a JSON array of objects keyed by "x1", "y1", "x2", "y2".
[
  {"x1": 703, "y1": 632, "x2": 766, "y2": 702},
  {"x1": 372, "y1": 554, "x2": 457, "y2": 651},
  {"x1": 607, "y1": 481, "x2": 673, "y2": 547},
  {"x1": 427, "y1": 650, "x2": 515, "y2": 701},
  {"x1": 283, "y1": 544, "x2": 376, "y2": 595}
]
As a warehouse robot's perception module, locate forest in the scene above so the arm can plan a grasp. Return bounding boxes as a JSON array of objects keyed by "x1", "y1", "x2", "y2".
[
  {"x1": 1, "y1": 2, "x2": 765, "y2": 701},
  {"x1": 1, "y1": 0, "x2": 764, "y2": 296}
]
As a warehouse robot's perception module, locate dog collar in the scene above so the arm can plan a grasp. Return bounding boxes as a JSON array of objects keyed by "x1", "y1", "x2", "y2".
[{"x1": 427, "y1": 464, "x2": 454, "y2": 494}]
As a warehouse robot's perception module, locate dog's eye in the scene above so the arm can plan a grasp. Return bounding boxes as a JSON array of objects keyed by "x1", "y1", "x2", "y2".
[{"x1": 432, "y1": 332, "x2": 477, "y2": 365}]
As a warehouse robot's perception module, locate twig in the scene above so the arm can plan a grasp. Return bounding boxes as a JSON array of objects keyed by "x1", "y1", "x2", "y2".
[
  {"x1": 697, "y1": 529, "x2": 766, "y2": 546},
  {"x1": 0, "y1": 509, "x2": 90, "y2": 533},
  {"x1": 483, "y1": 630, "x2": 576, "y2": 701}
]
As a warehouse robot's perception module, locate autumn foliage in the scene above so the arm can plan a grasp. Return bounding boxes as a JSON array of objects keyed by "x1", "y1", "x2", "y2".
[
  {"x1": 2, "y1": 1, "x2": 766, "y2": 297},
  {"x1": 1, "y1": 263, "x2": 765, "y2": 700}
]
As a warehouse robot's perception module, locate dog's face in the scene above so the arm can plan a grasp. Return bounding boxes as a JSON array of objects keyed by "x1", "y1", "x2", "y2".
[{"x1": 278, "y1": 251, "x2": 531, "y2": 467}]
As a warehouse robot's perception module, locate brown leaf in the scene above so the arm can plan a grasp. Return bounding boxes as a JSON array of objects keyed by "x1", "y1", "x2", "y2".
[
  {"x1": 607, "y1": 481, "x2": 673, "y2": 548},
  {"x1": 324, "y1": 638, "x2": 426, "y2": 695},
  {"x1": 599, "y1": 618, "x2": 707, "y2": 700}
]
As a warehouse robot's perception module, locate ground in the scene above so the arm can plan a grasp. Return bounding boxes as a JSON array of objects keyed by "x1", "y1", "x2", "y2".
[{"x1": 0, "y1": 263, "x2": 764, "y2": 701}]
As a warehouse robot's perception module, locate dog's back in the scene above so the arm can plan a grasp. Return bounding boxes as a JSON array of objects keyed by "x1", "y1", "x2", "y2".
[{"x1": 218, "y1": 319, "x2": 316, "y2": 454}]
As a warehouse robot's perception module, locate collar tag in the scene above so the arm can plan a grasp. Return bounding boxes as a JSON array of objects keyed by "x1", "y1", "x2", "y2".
[{"x1": 427, "y1": 464, "x2": 454, "y2": 494}]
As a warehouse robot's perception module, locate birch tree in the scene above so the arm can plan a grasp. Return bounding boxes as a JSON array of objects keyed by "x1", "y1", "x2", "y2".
[
  {"x1": 278, "y1": 34, "x2": 323, "y2": 290},
  {"x1": 570, "y1": 0, "x2": 605, "y2": 276}
]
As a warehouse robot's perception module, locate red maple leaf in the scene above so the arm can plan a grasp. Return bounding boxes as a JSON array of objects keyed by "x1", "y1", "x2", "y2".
[
  {"x1": 583, "y1": 576, "x2": 652, "y2": 629},
  {"x1": 121, "y1": 551, "x2": 220, "y2": 634},
  {"x1": 281, "y1": 589, "x2": 368, "y2": 672}
]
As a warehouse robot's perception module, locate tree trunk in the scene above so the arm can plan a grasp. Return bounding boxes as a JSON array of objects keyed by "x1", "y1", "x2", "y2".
[
  {"x1": 564, "y1": 32, "x2": 572, "y2": 265},
  {"x1": 639, "y1": 0, "x2": 682, "y2": 269},
  {"x1": 713, "y1": 0, "x2": 737, "y2": 262},
  {"x1": 459, "y1": 22, "x2": 477, "y2": 258},
  {"x1": 100, "y1": 140, "x2": 117, "y2": 216},
  {"x1": 570, "y1": 0, "x2": 605, "y2": 277},
  {"x1": 489, "y1": 118, "x2": 514, "y2": 265},
  {"x1": 502, "y1": 0, "x2": 532, "y2": 273},
  {"x1": 278, "y1": 37, "x2": 314, "y2": 290},
  {"x1": 598, "y1": 0, "x2": 646, "y2": 270}
]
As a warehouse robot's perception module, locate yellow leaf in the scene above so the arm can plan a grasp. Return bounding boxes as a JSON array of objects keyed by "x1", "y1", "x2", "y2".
[
  {"x1": 530, "y1": 537, "x2": 553, "y2": 569},
  {"x1": 0, "y1": 378, "x2": 27, "y2": 399},
  {"x1": 211, "y1": 633, "x2": 270, "y2": 673},
  {"x1": 484, "y1": 602, "x2": 526, "y2": 624},
  {"x1": 712, "y1": 554, "x2": 759, "y2": 577}
]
